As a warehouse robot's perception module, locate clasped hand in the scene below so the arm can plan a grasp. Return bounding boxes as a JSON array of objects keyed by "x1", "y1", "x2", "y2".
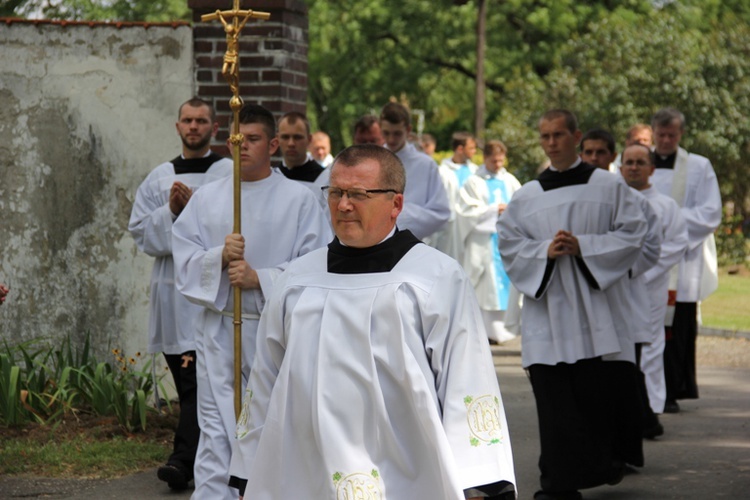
[
  {"x1": 222, "y1": 234, "x2": 260, "y2": 289},
  {"x1": 547, "y1": 230, "x2": 580, "y2": 259}
]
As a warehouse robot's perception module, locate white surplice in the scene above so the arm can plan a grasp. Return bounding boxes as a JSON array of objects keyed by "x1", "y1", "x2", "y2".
[
  {"x1": 607, "y1": 187, "x2": 663, "y2": 346},
  {"x1": 231, "y1": 243, "x2": 516, "y2": 499},
  {"x1": 172, "y1": 173, "x2": 332, "y2": 500},
  {"x1": 390, "y1": 143, "x2": 450, "y2": 240},
  {"x1": 651, "y1": 147, "x2": 721, "y2": 301},
  {"x1": 638, "y1": 186, "x2": 689, "y2": 412},
  {"x1": 128, "y1": 155, "x2": 232, "y2": 355},
  {"x1": 497, "y1": 168, "x2": 648, "y2": 367},
  {"x1": 425, "y1": 157, "x2": 478, "y2": 261}
]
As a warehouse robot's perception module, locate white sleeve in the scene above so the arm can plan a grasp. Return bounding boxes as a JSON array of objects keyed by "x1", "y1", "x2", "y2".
[{"x1": 128, "y1": 174, "x2": 175, "y2": 257}]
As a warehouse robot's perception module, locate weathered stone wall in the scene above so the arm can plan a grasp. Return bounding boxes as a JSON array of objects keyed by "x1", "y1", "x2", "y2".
[{"x1": 0, "y1": 20, "x2": 194, "y2": 362}]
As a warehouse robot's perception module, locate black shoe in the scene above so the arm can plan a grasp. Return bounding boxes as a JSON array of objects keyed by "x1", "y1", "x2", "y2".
[
  {"x1": 157, "y1": 464, "x2": 190, "y2": 491},
  {"x1": 534, "y1": 491, "x2": 582, "y2": 500},
  {"x1": 607, "y1": 461, "x2": 626, "y2": 486},
  {"x1": 664, "y1": 400, "x2": 680, "y2": 413},
  {"x1": 643, "y1": 421, "x2": 665, "y2": 439}
]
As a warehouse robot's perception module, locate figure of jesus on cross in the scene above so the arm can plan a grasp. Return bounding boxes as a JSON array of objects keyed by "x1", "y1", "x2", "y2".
[{"x1": 202, "y1": 1, "x2": 270, "y2": 99}]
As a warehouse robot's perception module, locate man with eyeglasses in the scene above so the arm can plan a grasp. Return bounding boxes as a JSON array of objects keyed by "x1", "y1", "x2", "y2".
[
  {"x1": 229, "y1": 144, "x2": 517, "y2": 500},
  {"x1": 620, "y1": 144, "x2": 688, "y2": 430}
]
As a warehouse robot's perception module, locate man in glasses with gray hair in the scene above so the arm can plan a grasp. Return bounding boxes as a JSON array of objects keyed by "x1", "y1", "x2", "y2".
[{"x1": 229, "y1": 144, "x2": 516, "y2": 500}]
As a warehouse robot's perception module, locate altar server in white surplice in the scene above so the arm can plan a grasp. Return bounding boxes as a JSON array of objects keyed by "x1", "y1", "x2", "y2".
[
  {"x1": 429, "y1": 131, "x2": 479, "y2": 260},
  {"x1": 498, "y1": 110, "x2": 648, "y2": 500},
  {"x1": 128, "y1": 97, "x2": 232, "y2": 491},
  {"x1": 650, "y1": 108, "x2": 721, "y2": 414},
  {"x1": 620, "y1": 144, "x2": 688, "y2": 416},
  {"x1": 380, "y1": 102, "x2": 450, "y2": 240},
  {"x1": 230, "y1": 145, "x2": 516, "y2": 500},
  {"x1": 172, "y1": 104, "x2": 331, "y2": 500},
  {"x1": 457, "y1": 140, "x2": 522, "y2": 343}
]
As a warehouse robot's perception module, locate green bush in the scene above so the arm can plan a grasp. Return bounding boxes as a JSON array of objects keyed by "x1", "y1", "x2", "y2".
[{"x1": 716, "y1": 210, "x2": 748, "y2": 268}]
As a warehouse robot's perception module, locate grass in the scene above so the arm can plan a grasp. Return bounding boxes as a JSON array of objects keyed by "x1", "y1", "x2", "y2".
[
  {"x1": 701, "y1": 269, "x2": 750, "y2": 331},
  {"x1": 0, "y1": 435, "x2": 168, "y2": 478}
]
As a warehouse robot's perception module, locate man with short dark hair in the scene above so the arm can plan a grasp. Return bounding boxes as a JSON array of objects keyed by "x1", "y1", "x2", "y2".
[
  {"x1": 650, "y1": 107, "x2": 721, "y2": 413},
  {"x1": 276, "y1": 112, "x2": 329, "y2": 207},
  {"x1": 420, "y1": 132, "x2": 437, "y2": 155},
  {"x1": 379, "y1": 102, "x2": 450, "y2": 240},
  {"x1": 580, "y1": 128, "x2": 617, "y2": 172},
  {"x1": 230, "y1": 144, "x2": 517, "y2": 500},
  {"x1": 128, "y1": 97, "x2": 232, "y2": 491},
  {"x1": 431, "y1": 131, "x2": 478, "y2": 260},
  {"x1": 498, "y1": 109, "x2": 649, "y2": 500},
  {"x1": 352, "y1": 114, "x2": 384, "y2": 146},
  {"x1": 172, "y1": 103, "x2": 331, "y2": 500}
]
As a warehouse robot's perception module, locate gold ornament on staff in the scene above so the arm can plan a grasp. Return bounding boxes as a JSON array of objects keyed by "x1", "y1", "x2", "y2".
[{"x1": 201, "y1": 1, "x2": 270, "y2": 420}]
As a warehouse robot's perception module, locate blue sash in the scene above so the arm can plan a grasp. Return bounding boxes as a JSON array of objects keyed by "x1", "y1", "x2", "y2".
[
  {"x1": 453, "y1": 164, "x2": 473, "y2": 188},
  {"x1": 487, "y1": 176, "x2": 511, "y2": 310}
]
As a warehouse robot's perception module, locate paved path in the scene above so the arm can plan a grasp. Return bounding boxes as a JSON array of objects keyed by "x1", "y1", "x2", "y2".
[{"x1": 2, "y1": 338, "x2": 749, "y2": 499}]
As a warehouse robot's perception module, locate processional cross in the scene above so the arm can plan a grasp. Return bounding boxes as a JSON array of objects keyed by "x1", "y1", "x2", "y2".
[{"x1": 202, "y1": 1, "x2": 270, "y2": 420}]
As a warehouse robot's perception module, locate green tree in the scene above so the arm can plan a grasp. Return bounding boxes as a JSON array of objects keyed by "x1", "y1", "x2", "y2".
[
  {"x1": 1, "y1": 0, "x2": 189, "y2": 22},
  {"x1": 306, "y1": 0, "x2": 654, "y2": 151}
]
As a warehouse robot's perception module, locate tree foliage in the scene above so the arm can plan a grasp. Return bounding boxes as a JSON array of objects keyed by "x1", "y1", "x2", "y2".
[
  {"x1": 1, "y1": 0, "x2": 189, "y2": 22},
  {"x1": 307, "y1": 0, "x2": 654, "y2": 151}
]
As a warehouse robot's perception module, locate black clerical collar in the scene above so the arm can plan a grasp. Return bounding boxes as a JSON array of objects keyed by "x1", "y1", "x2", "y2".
[
  {"x1": 537, "y1": 162, "x2": 596, "y2": 191},
  {"x1": 654, "y1": 151, "x2": 677, "y2": 169},
  {"x1": 277, "y1": 159, "x2": 325, "y2": 182},
  {"x1": 327, "y1": 229, "x2": 421, "y2": 274},
  {"x1": 171, "y1": 152, "x2": 225, "y2": 174}
]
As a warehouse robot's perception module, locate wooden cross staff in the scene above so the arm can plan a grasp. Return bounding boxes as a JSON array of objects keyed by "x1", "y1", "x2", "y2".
[{"x1": 202, "y1": 1, "x2": 270, "y2": 420}]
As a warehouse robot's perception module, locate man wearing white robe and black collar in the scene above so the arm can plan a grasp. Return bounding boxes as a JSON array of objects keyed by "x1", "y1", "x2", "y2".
[
  {"x1": 275, "y1": 111, "x2": 330, "y2": 209},
  {"x1": 128, "y1": 97, "x2": 232, "y2": 491},
  {"x1": 229, "y1": 144, "x2": 516, "y2": 500},
  {"x1": 650, "y1": 107, "x2": 722, "y2": 414},
  {"x1": 498, "y1": 110, "x2": 649, "y2": 500},
  {"x1": 172, "y1": 103, "x2": 331, "y2": 500}
]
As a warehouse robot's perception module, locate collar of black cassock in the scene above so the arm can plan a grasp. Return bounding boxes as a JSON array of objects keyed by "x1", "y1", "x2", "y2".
[
  {"x1": 327, "y1": 229, "x2": 421, "y2": 274},
  {"x1": 171, "y1": 152, "x2": 225, "y2": 174},
  {"x1": 537, "y1": 162, "x2": 596, "y2": 191},
  {"x1": 654, "y1": 151, "x2": 677, "y2": 169}
]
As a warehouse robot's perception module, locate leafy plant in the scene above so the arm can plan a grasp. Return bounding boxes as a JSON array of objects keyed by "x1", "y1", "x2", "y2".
[
  {"x1": 0, "y1": 353, "x2": 22, "y2": 425},
  {"x1": 715, "y1": 211, "x2": 748, "y2": 268},
  {"x1": 0, "y1": 335, "x2": 166, "y2": 432}
]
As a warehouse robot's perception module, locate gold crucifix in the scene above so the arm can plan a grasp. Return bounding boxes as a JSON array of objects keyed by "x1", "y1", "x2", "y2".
[
  {"x1": 201, "y1": 1, "x2": 270, "y2": 421},
  {"x1": 202, "y1": 2, "x2": 270, "y2": 100}
]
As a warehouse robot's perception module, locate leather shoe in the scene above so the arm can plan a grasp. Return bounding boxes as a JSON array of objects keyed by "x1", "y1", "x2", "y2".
[
  {"x1": 157, "y1": 463, "x2": 191, "y2": 491},
  {"x1": 643, "y1": 421, "x2": 665, "y2": 439},
  {"x1": 664, "y1": 400, "x2": 680, "y2": 413}
]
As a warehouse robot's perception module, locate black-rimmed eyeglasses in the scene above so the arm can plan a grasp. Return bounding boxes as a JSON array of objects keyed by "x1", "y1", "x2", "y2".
[{"x1": 320, "y1": 186, "x2": 399, "y2": 202}]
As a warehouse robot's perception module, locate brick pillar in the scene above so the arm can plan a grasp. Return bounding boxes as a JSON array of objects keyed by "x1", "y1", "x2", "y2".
[{"x1": 189, "y1": 0, "x2": 308, "y2": 153}]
